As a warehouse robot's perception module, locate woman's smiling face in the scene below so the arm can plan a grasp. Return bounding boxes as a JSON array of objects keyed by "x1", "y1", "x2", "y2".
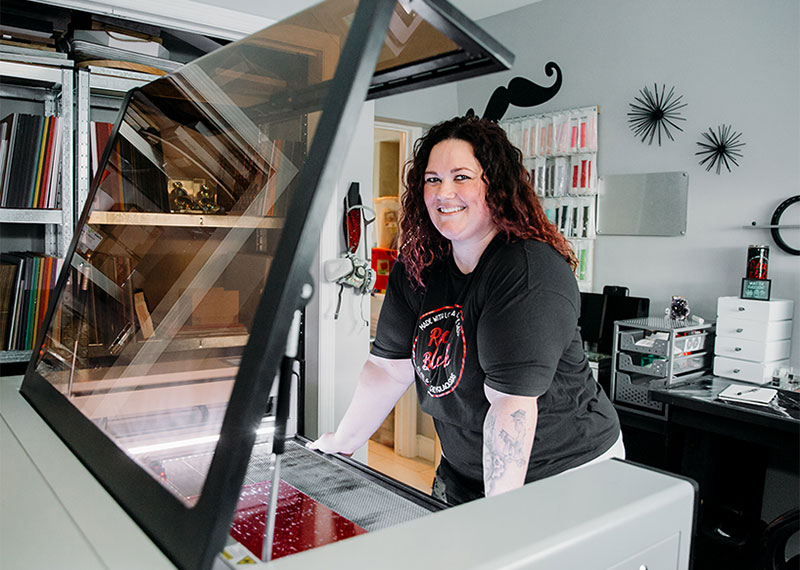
[{"x1": 423, "y1": 138, "x2": 496, "y2": 248}]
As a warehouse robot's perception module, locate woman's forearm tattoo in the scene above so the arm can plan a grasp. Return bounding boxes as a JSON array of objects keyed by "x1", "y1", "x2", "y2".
[{"x1": 483, "y1": 408, "x2": 529, "y2": 494}]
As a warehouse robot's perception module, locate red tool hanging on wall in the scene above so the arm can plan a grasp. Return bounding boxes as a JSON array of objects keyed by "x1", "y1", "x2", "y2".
[
  {"x1": 344, "y1": 182, "x2": 363, "y2": 255},
  {"x1": 323, "y1": 182, "x2": 375, "y2": 321}
]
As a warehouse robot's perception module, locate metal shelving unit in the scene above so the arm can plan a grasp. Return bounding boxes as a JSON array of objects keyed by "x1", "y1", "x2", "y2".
[
  {"x1": 75, "y1": 65, "x2": 159, "y2": 217},
  {"x1": 0, "y1": 55, "x2": 74, "y2": 364},
  {"x1": 0, "y1": 56, "x2": 74, "y2": 257},
  {"x1": 0, "y1": 62, "x2": 155, "y2": 364},
  {"x1": 87, "y1": 211, "x2": 284, "y2": 228}
]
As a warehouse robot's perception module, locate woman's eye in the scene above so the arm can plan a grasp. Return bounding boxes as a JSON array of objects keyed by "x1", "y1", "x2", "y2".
[
  {"x1": 425, "y1": 176, "x2": 440, "y2": 184},
  {"x1": 454, "y1": 174, "x2": 470, "y2": 181}
]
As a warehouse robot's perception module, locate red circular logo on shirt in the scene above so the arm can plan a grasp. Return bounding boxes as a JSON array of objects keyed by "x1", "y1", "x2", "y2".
[{"x1": 412, "y1": 305, "x2": 466, "y2": 398}]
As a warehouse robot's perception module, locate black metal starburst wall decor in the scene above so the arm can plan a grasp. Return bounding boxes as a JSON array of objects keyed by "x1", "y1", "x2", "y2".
[
  {"x1": 695, "y1": 124, "x2": 745, "y2": 174},
  {"x1": 627, "y1": 83, "x2": 687, "y2": 146}
]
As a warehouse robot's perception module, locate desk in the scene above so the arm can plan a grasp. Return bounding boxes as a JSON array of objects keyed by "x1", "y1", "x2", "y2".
[
  {"x1": 648, "y1": 375, "x2": 800, "y2": 570},
  {"x1": 649, "y1": 375, "x2": 799, "y2": 453}
]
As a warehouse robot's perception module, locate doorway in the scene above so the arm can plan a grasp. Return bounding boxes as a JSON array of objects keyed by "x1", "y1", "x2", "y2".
[{"x1": 367, "y1": 119, "x2": 439, "y2": 492}]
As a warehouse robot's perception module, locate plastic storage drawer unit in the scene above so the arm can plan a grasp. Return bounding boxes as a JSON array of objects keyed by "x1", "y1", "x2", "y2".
[{"x1": 714, "y1": 297, "x2": 793, "y2": 385}]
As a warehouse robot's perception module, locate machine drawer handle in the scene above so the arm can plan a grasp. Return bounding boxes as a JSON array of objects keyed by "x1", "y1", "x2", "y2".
[
  {"x1": 734, "y1": 347, "x2": 742, "y2": 351},
  {"x1": 738, "y1": 306, "x2": 746, "y2": 311},
  {"x1": 736, "y1": 328, "x2": 744, "y2": 333},
  {"x1": 733, "y1": 368, "x2": 741, "y2": 373}
]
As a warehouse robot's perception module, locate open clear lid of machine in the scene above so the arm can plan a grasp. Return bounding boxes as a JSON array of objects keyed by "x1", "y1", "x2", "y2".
[{"x1": 19, "y1": 1, "x2": 512, "y2": 568}]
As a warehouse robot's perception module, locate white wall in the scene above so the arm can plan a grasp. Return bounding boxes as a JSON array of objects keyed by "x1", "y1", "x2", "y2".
[
  {"x1": 306, "y1": 102, "x2": 375, "y2": 463},
  {"x1": 374, "y1": 83, "x2": 459, "y2": 126},
  {"x1": 455, "y1": 0, "x2": 799, "y2": 362}
]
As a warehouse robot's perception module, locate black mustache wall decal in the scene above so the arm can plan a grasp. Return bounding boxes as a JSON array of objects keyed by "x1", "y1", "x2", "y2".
[{"x1": 466, "y1": 62, "x2": 562, "y2": 122}]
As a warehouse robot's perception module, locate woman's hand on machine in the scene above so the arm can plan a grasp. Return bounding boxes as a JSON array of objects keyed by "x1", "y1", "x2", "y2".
[
  {"x1": 306, "y1": 432, "x2": 354, "y2": 457},
  {"x1": 305, "y1": 356, "x2": 415, "y2": 459}
]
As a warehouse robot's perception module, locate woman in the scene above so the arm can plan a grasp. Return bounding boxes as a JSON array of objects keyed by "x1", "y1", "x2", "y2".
[{"x1": 308, "y1": 115, "x2": 623, "y2": 505}]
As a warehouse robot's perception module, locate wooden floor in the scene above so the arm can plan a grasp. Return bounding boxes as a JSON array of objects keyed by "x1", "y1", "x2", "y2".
[{"x1": 367, "y1": 441, "x2": 435, "y2": 495}]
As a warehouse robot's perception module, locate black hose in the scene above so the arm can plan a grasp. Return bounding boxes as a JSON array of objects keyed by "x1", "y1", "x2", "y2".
[{"x1": 770, "y1": 195, "x2": 800, "y2": 255}]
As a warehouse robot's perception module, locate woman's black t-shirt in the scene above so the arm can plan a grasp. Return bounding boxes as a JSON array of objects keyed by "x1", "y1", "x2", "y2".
[{"x1": 371, "y1": 236, "x2": 620, "y2": 494}]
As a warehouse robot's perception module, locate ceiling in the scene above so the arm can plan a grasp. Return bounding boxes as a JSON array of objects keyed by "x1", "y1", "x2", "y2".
[
  {"x1": 449, "y1": 0, "x2": 543, "y2": 20},
  {"x1": 230, "y1": 0, "x2": 543, "y2": 23}
]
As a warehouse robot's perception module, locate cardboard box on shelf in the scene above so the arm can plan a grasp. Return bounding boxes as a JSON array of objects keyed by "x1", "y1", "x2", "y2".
[{"x1": 191, "y1": 288, "x2": 239, "y2": 327}]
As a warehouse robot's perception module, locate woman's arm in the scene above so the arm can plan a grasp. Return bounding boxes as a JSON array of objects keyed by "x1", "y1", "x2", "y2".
[
  {"x1": 307, "y1": 355, "x2": 416, "y2": 455},
  {"x1": 482, "y1": 385, "x2": 538, "y2": 497}
]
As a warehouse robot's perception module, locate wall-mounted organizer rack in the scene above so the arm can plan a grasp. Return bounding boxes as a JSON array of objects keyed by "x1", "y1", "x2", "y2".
[
  {"x1": 611, "y1": 317, "x2": 714, "y2": 418},
  {"x1": 499, "y1": 106, "x2": 598, "y2": 291}
]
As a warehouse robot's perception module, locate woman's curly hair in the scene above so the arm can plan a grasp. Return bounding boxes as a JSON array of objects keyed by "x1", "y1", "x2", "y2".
[{"x1": 400, "y1": 115, "x2": 577, "y2": 288}]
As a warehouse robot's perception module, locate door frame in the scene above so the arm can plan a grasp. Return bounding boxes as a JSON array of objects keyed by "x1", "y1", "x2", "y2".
[{"x1": 372, "y1": 119, "x2": 424, "y2": 459}]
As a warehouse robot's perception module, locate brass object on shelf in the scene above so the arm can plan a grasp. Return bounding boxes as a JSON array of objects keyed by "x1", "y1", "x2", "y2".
[
  {"x1": 169, "y1": 180, "x2": 201, "y2": 213},
  {"x1": 197, "y1": 184, "x2": 223, "y2": 214},
  {"x1": 168, "y1": 180, "x2": 225, "y2": 214}
]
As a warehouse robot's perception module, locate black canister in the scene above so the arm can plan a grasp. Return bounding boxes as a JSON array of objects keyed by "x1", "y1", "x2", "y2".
[{"x1": 746, "y1": 245, "x2": 769, "y2": 280}]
